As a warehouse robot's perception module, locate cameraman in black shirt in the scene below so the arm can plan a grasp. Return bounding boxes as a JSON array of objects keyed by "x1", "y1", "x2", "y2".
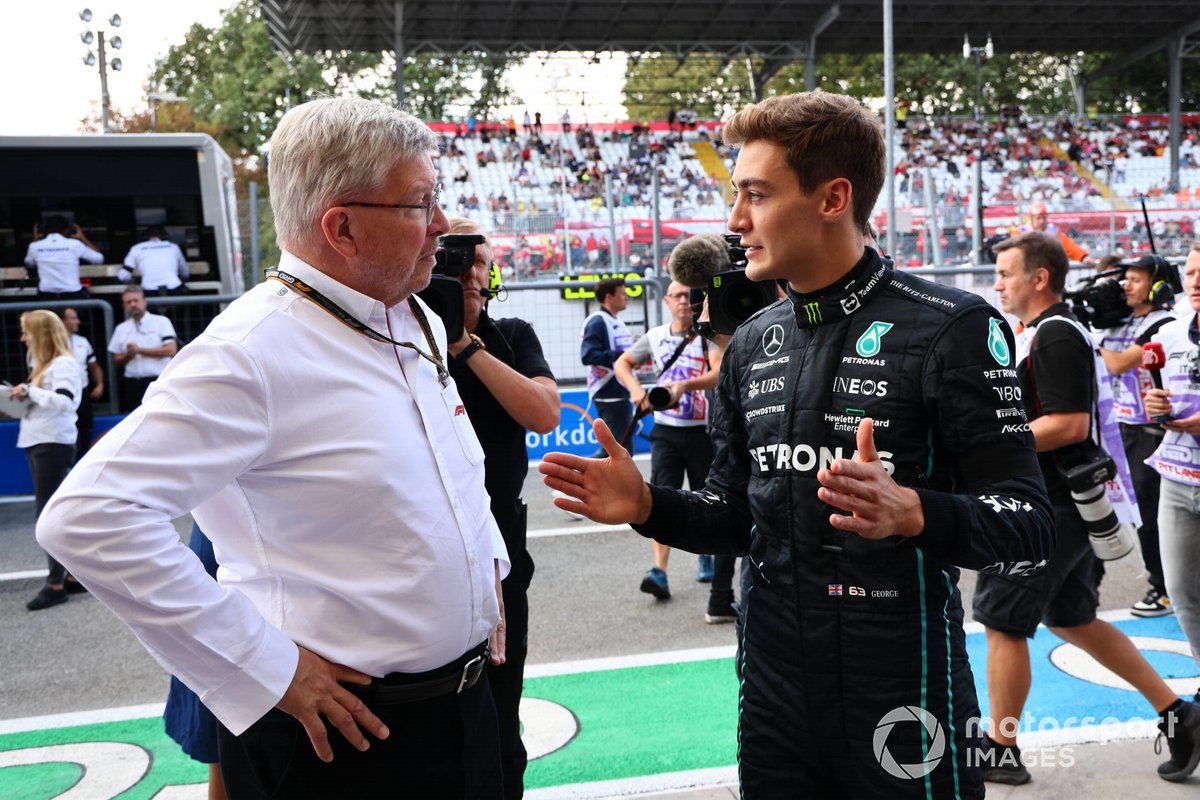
[
  {"x1": 976, "y1": 232, "x2": 1200, "y2": 785},
  {"x1": 444, "y1": 218, "x2": 560, "y2": 799}
]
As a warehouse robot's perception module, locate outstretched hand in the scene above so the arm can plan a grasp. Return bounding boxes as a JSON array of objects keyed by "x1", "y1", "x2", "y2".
[
  {"x1": 816, "y1": 418, "x2": 925, "y2": 539},
  {"x1": 539, "y1": 418, "x2": 653, "y2": 525}
]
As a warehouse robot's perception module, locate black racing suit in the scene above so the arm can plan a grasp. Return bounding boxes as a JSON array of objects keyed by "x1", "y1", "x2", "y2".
[{"x1": 634, "y1": 249, "x2": 1054, "y2": 799}]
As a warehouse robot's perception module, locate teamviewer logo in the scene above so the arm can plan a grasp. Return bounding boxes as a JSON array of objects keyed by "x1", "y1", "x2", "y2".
[{"x1": 873, "y1": 706, "x2": 946, "y2": 780}]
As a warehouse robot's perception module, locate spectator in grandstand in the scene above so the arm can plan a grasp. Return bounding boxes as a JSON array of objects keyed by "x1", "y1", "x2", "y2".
[
  {"x1": 977, "y1": 232, "x2": 1200, "y2": 785},
  {"x1": 444, "y1": 217, "x2": 558, "y2": 799},
  {"x1": 534, "y1": 111, "x2": 543, "y2": 135},
  {"x1": 11, "y1": 310, "x2": 82, "y2": 611},
  {"x1": 108, "y1": 285, "x2": 178, "y2": 413},
  {"x1": 1097, "y1": 256, "x2": 1177, "y2": 618},
  {"x1": 38, "y1": 97, "x2": 507, "y2": 798},
  {"x1": 543, "y1": 90, "x2": 1054, "y2": 799},
  {"x1": 25, "y1": 216, "x2": 104, "y2": 300},
  {"x1": 613, "y1": 280, "x2": 722, "y2": 606},
  {"x1": 522, "y1": 110, "x2": 531, "y2": 135},
  {"x1": 1143, "y1": 242, "x2": 1200, "y2": 719},
  {"x1": 1020, "y1": 201, "x2": 1096, "y2": 266},
  {"x1": 60, "y1": 307, "x2": 104, "y2": 462},
  {"x1": 581, "y1": 277, "x2": 633, "y2": 456},
  {"x1": 119, "y1": 227, "x2": 190, "y2": 294},
  {"x1": 560, "y1": 109, "x2": 571, "y2": 133}
]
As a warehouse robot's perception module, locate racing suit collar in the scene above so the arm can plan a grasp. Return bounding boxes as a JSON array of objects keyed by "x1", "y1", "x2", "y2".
[{"x1": 785, "y1": 247, "x2": 892, "y2": 328}]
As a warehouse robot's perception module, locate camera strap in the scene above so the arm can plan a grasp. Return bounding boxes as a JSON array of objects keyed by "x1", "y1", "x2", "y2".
[{"x1": 266, "y1": 269, "x2": 449, "y2": 387}]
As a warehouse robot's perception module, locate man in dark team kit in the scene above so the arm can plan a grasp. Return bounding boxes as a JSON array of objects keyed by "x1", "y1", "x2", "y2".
[
  {"x1": 541, "y1": 91, "x2": 1055, "y2": 798},
  {"x1": 445, "y1": 217, "x2": 560, "y2": 798}
]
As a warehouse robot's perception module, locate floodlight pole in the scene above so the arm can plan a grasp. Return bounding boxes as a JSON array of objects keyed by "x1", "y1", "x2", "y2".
[
  {"x1": 98, "y1": 31, "x2": 112, "y2": 133},
  {"x1": 964, "y1": 35, "x2": 991, "y2": 263},
  {"x1": 883, "y1": 0, "x2": 895, "y2": 257}
]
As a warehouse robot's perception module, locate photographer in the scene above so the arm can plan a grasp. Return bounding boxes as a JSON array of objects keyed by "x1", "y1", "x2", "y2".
[
  {"x1": 444, "y1": 218, "x2": 560, "y2": 800},
  {"x1": 580, "y1": 278, "x2": 634, "y2": 455},
  {"x1": 1097, "y1": 256, "x2": 1177, "y2": 618},
  {"x1": 1144, "y1": 243, "x2": 1200, "y2": 733},
  {"x1": 977, "y1": 232, "x2": 1199, "y2": 785},
  {"x1": 613, "y1": 280, "x2": 723, "y2": 610}
]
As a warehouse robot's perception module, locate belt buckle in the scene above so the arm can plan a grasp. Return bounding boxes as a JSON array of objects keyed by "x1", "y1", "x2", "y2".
[{"x1": 456, "y1": 654, "x2": 486, "y2": 693}]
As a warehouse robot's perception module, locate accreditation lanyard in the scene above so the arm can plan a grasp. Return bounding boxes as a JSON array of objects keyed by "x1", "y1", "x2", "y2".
[{"x1": 266, "y1": 269, "x2": 449, "y2": 387}]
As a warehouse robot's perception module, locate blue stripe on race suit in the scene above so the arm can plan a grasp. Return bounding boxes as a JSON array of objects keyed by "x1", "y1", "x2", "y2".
[
  {"x1": 943, "y1": 570, "x2": 964, "y2": 800},
  {"x1": 917, "y1": 547, "x2": 932, "y2": 800}
]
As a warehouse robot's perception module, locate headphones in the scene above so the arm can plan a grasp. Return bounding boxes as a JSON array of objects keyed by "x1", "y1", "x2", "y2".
[
  {"x1": 480, "y1": 261, "x2": 503, "y2": 299},
  {"x1": 1144, "y1": 256, "x2": 1176, "y2": 308}
]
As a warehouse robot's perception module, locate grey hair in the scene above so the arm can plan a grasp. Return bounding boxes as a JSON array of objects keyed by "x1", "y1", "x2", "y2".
[{"x1": 268, "y1": 97, "x2": 438, "y2": 250}]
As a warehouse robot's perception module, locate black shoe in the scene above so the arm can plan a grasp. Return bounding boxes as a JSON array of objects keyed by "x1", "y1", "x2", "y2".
[
  {"x1": 1131, "y1": 587, "x2": 1174, "y2": 618},
  {"x1": 639, "y1": 567, "x2": 670, "y2": 600},
  {"x1": 26, "y1": 585, "x2": 68, "y2": 611},
  {"x1": 1157, "y1": 700, "x2": 1200, "y2": 782},
  {"x1": 64, "y1": 577, "x2": 88, "y2": 595},
  {"x1": 981, "y1": 735, "x2": 1031, "y2": 785},
  {"x1": 705, "y1": 592, "x2": 736, "y2": 624}
]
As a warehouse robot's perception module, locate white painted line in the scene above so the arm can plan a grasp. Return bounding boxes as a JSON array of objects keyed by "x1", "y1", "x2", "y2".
[
  {"x1": 0, "y1": 569, "x2": 47, "y2": 583},
  {"x1": 0, "y1": 704, "x2": 165, "y2": 735},
  {"x1": 528, "y1": 523, "x2": 633, "y2": 539},
  {"x1": 0, "y1": 494, "x2": 33, "y2": 505},
  {"x1": 525, "y1": 646, "x2": 737, "y2": 678},
  {"x1": 526, "y1": 766, "x2": 738, "y2": 800}
]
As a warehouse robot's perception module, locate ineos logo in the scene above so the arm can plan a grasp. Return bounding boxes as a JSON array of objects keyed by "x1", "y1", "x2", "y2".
[{"x1": 762, "y1": 324, "x2": 785, "y2": 356}]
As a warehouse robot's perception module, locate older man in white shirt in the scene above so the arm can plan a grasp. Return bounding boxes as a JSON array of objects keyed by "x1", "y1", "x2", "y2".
[{"x1": 39, "y1": 97, "x2": 509, "y2": 799}]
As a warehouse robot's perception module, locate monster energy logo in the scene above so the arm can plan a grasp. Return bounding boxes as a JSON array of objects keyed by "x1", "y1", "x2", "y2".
[
  {"x1": 802, "y1": 302, "x2": 822, "y2": 324},
  {"x1": 988, "y1": 318, "x2": 1011, "y2": 366}
]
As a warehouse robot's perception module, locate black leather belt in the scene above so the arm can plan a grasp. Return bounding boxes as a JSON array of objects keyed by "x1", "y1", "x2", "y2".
[{"x1": 345, "y1": 643, "x2": 489, "y2": 706}]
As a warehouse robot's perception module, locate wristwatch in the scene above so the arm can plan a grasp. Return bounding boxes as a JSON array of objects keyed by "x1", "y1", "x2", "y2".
[{"x1": 457, "y1": 334, "x2": 487, "y2": 364}]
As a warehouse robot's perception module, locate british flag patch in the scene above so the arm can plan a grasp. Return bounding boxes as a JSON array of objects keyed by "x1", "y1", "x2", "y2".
[{"x1": 828, "y1": 584, "x2": 843, "y2": 596}]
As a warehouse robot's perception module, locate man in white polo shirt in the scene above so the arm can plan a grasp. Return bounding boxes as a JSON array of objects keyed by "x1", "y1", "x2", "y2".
[
  {"x1": 24, "y1": 216, "x2": 104, "y2": 300},
  {"x1": 119, "y1": 227, "x2": 190, "y2": 294},
  {"x1": 108, "y1": 285, "x2": 178, "y2": 412}
]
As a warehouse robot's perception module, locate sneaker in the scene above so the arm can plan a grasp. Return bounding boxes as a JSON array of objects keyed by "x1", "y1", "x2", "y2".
[
  {"x1": 640, "y1": 567, "x2": 670, "y2": 600},
  {"x1": 705, "y1": 593, "x2": 736, "y2": 624},
  {"x1": 981, "y1": 735, "x2": 1031, "y2": 785},
  {"x1": 26, "y1": 585, "x2": 68, "y2": 611},
  {"x1": 1157, "y1": 700, "x2": 1200, "y2": 782},
  {"x1": 1131, "y1": 588, "x2": 1174, "y2": 618},
  {"x1": 696, "y1": 554, "x2": 715, "y2": 583}
]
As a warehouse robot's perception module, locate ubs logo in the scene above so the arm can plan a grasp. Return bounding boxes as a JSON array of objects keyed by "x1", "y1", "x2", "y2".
[{"x1": 762, "y1": 324, "x2": 785, "y2": 356}]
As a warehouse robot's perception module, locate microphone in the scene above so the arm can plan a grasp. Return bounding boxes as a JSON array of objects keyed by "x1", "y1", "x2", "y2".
[
  {"x1": 669, "y1": 234, "x2": 731, "y2": 289},
  {"x1": 1142, "y1": 341, "x2": 1171, "y2": 424}
]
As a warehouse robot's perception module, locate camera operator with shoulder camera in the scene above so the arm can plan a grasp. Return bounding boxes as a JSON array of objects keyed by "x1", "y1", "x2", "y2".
[
  {"x1": 1096, "y1": 255, "x2": 1178, "y2": 618},
  {"x1": 1143, "y1": 243, "x2": 1200, "y2": 729},
  {"x1": 977, "y1": 232, "x2": 1200, "y2": 785},
  {"x1": 441, "y1": 218, "x2": 560, "y2": 800},
  {"x1": 613, "y1": 280, "x2": 723, "y2": 609}
]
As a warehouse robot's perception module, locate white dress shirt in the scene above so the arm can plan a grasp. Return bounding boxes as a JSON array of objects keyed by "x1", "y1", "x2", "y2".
[
  {"x1": 39, "y1": 251, "x2": 509, "y2": 735},
  {"x1": 119, "y1": 239, "x2": 189, "y2": 290},
  {"x1": 17, "y1": 355, "x2": 81, "y2": 448},
  {"x1": 69, "y1": 333, "x2": 96, "y2": 386},
  {"x1": 24, "y1": 233, "x2": 104, "y2": 292},
  {"x1": 107, "y1": 312, "x2": 177, "y2": 378}
]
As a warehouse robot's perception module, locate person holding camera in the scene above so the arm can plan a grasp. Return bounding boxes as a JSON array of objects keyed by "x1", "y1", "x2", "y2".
[
  {"x1": 543, "y1": 91, "x2": 1055, "y2": 799},
  {"x1": 977, "y1": 231, "x2": 1200, "y2": 785},
  {"x1": 24, "y1": 216, "x2": 104, "y2": 300},
  {"x1": 1144, "y1": 242, "x2": 1200, "y2": 723},
  {"x1": 613, "y1": 280, "x2": 723, "y2": 607},
  {"x1": 1097, "y1": 255, "x2": 1178, "y2": 618},
  {"x1": 444, "y1": 217, "x2": 560, "y2": 799}
]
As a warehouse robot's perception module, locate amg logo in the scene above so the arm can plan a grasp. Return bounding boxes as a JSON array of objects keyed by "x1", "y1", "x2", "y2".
[
  {"x1": 995, "y1": 407, "x2": 1024, "y2": 419},
  {"x1": 833, "y1": 376, "x2": 888, "y2": 397},
  {"x1": 750, "y1": 355, "x2": 790, "y2": 372},
  {"x1": 749, "y1": 443, "x2": 895, "y2": 476},
  {"x1": 1002, "y1": 423, "x2": 1031, "y2": 433},
  {"x1": 842, "y1": 356, "x2": 886, "y2": 366}
]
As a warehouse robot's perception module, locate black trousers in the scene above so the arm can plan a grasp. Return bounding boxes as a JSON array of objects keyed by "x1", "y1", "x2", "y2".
[
  {"x1": 1121, "y1": 424, "x2": 1165, "y2": 592},
  {"x1": 118, "y1": 376, "x2": 156, "y2": 414},
  {"x1": 27, "y1": 443, "x2": 76, "y2": 585},
  {"x1": 74, "y1": 396, "x2": 95, "y2": 463},
  {"x1": 489, "y1": 502, "x2": 533, "y2": 799},
  {"x1": 218, "y1": 670, "x2": 502, "y2": 799}
]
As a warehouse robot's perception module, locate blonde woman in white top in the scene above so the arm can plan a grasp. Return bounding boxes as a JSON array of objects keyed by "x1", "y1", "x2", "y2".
[{"x1": 10, "y1": 310, "x2": 82, "y2": 610}]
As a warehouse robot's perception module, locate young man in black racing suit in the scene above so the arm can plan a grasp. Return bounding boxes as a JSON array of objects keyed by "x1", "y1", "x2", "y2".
[{"x1": 540, "y1": 91, "x2": 1055, "y2": 799}]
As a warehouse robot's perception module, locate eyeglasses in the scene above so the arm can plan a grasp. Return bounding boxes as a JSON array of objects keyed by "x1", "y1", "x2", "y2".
[{"x1": 343, "y1": 183, "x2": 443, "y2": 225}]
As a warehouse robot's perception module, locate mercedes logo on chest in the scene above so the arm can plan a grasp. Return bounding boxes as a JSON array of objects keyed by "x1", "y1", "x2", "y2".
[{"x1": 762, "y1": 324, "x2": 785, "y2": 356}]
